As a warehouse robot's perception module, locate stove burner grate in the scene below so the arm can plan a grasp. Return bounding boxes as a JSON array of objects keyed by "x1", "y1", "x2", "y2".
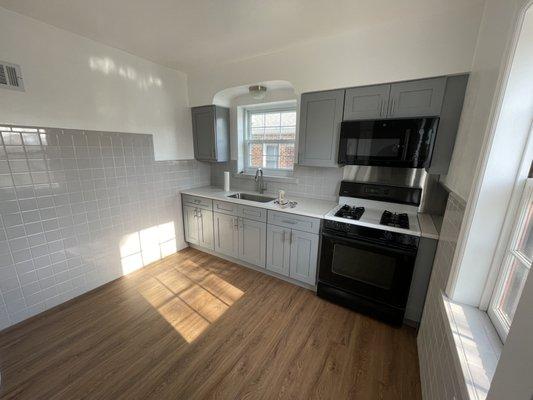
[
  {"x1": 380, "y1": 210, "x2": 410, "y2": 229},
  {"x1": 334, "y1": 205, "x2": 365, "y2": 220}
]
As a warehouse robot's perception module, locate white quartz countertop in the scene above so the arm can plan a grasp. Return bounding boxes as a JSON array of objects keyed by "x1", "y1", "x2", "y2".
[
  {"x1": 181, "y1": 186, "x2": 441, "y2": 240},
  {"x1": 418, "y1": 213, "x2": 440, "y2": 240},
  {"x1": 180, "y1": 186, "x2": 337, "y2": 219}
]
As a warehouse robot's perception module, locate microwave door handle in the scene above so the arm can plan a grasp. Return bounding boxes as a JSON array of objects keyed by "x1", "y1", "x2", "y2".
[{"x1": 322, "y1": 232, "x2": 416, "y2": 256}]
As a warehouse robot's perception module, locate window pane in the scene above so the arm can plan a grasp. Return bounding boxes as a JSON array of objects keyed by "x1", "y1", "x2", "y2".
[
  {"x1": 516, "y1": 200, "x2": 533, "y2": 260},
  {"x1": 245, "y1": 108, "x2": 296, "y2": 172},
  {"x1": 249, "y1": 144, "x2": 263, "y2": 168},
  {"x1": 250, "y1": 114, "x2": 264, "y2": 127},
  {"x1": 281, "y1": 111, "x2": 296, "y2": 126},
  {"x1": 279, "y1": 143, "x2": 295, "y2": 169},
  {"x1": 250, "y1": 127, "x2": 264, "y2": 140},
  {"x1": 264, "y1": 112, "x2": 281, "y2": 127},
  {"x1": 497, "y1": 257, "x2": 528, "y2": 324},
  {"x1": 264, "y1": 127, "x2": 280, "y2": 140}
]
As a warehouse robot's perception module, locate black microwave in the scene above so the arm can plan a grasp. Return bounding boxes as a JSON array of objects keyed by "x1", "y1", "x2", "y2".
[{"x1": 338, "y1": 117, "x2": 439, "y2": 168}]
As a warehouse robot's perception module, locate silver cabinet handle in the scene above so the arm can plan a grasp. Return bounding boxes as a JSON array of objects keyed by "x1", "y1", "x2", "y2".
[
  {"x1": 290, "y1": 231, "x2": 293, "y2": 245},
  {"x1": 380, "y1": 100, "x2": 385, "y2": 117},
  {"x1": 281, "y1": 219, "x2": 297, "y2": 225},
  {"x1": 389, "y1": 97, "x2": 396, "y2": 116},
  {"x1": 233, "y1": 217, "x2": 238, "y2": 230}
]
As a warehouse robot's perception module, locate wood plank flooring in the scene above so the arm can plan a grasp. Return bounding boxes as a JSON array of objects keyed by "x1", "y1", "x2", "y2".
[{"x1": 0, "y1": 248, "x2": 422, "y2": 400}]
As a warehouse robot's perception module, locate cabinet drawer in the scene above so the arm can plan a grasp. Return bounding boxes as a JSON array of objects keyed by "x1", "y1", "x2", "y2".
[
  {"x1": 213, "y1": 200, "x2": 239, "y2": 215},
  {"x1": 182, "y1": 194, "x2": 213, "y2": 210},
  {"x1": 267, "y1": 211, "x2": 320, "y2": 234},
  {"x1": 237, "y1": 205, "x2": 267, "y2": 222}
]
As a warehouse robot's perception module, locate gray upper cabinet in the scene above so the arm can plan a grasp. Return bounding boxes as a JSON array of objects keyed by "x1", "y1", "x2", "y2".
[
  {"x1": 191, "y1": 105, "x2": 229, "y2": 162},
  {"x1": 426, "y1": 74, "x2": 469, "y2": 175},
  {"x1": 344, "y1": 84, "x2": 390, "y2": 120},
  {"x1": 298, "y1": 89, "x2": 344, "y2": 167},
  {"x1": 388, "y1": 77, "x2": 446, "y2": 118}
]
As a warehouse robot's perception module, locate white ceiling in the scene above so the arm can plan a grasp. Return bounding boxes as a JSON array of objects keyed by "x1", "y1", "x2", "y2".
[{"x1": 0, "y1": 0, "x2": 485, "y2": 73}]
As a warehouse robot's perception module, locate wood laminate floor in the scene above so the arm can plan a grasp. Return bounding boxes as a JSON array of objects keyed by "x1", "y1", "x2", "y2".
[{"x1": 0, "y1": 248, "x2": 422, "y2": 400}]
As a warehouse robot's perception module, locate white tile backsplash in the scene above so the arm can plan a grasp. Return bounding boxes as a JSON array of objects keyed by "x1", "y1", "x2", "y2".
[
  {"x1": 211, "y1": 161, "x2": 344, "y2": 201},
  {"x1": 0, "y1": 125, "x2": 210, "y2": 330}
]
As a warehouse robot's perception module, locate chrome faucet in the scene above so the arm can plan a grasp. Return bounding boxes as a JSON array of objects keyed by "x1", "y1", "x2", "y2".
[{"x1": 254, "y1": 168, "x2": 266, "y2": 194}]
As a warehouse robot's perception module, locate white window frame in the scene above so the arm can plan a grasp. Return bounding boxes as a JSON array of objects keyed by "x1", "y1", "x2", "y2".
[
  {"x1": 488, "y1": 178, "x2": 533, "y2": 341},
  {"x1": 243, "y1": 105, "x2": 297, "y2": 176}
]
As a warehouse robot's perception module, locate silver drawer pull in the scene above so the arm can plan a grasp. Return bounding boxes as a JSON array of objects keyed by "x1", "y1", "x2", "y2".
[{"x1": 281, "y1": 219, "x2": 297, "y2": 224}]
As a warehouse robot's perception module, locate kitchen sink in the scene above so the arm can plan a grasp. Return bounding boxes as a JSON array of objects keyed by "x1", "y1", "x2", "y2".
[{"x1": 227, "y1": 193, "x2": 275, "y2": 203}]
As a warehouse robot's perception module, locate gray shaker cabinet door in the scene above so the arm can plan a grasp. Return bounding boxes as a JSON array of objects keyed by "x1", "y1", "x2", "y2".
[
  {"x1": 344, "y1": 84, "x2": 391, "y2": 120},
  {"x1": 183, "y1": 205, "x2": 200, "y2": 245},
  {"x1": 298, "y1": 89, "x2": 345, "y2": 167},
  {"x1": 266, "y1": 224, "x2": 291, "y2": 277},
  {"x1": 192, "y1": 106, "x2": 216, "y2": 161},
  {"x1": 388, "y1": 77, "x2": 446, "y2": 118},
  {"x1": 198, "y1": 209, "x2": 214, "y2": 250},
  {"x1": 289, "y1": 230, "x2": 319, "y2": 285},
  {"x1": 238, "y1": 218, "x2": 266, "y2": 268},
  {"x1": 213, "y1": 212, "x2": 239, "y2": 258}
]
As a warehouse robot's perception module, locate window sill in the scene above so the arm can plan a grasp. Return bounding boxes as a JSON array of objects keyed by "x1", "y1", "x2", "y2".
[
  {"x1": 232, "y1": 172, "x2": 298, "y2": 184},
  {"x1": 441, "y1": 294, "x2": 502, "y2": 400}
]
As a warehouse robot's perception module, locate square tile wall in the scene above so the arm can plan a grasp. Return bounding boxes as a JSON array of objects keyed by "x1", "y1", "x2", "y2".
[
  {"x1": 211, "y1": 161, "x2": 344, "y2": 201},
  {"x1": 0, "y1": 125, "x2": 210, "y2": 329},
  {"x1": 417, "y1": 192, "x2": 467, "y2": 400}
]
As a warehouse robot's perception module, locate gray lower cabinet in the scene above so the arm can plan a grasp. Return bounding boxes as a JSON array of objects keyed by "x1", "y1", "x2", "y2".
[
  {"x1": 213, "y1": 212, "x2": 239, "y2": 257},
  {"x1": 288, "y1": 230, "x2": 319, "y2": 285},
  {"x1": 298, "y1": 89, "x2": 344, "y2": 167},
  {"x1": 183, "y1": 205, "x2": 214, "y2": 250},
  {"x1": 388, "y1": 77, "x2": 446, "y2": 118},
  {"x1": 266, "y1": 225, "x2": 291, "y2": 276},
  {"x1": 239, "y1": 218, "x2": 266, "y2": 267},
  {"x1": 344, "y1": 84, "x2": 391, "y2": 120},
  {"x1": 184, "y1": 205, "x2": 200, "y2": 245},
  {"x1": 266, "y1": 224, "x2": 319, "y2": 285},
  {"x1": 213, "y1": 212, "x2": 266, "y2": 267}
]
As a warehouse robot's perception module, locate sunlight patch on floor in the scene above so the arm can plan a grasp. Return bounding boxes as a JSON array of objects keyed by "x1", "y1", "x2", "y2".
[{"x1": 137, "y1": 259, "x2": 244, "y2": 343}]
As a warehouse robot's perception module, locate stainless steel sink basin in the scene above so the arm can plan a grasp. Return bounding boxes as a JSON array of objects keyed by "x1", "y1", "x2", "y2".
[{"x1": 227, "y1": 193, "x2": 275, "y2": 203}]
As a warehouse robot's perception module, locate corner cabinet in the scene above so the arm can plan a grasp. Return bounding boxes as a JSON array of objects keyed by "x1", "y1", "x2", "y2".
[
  {"x1": 191, "y1": 105, "x2": 229, "y2": 162},
  {"x1": 298, "y1": 89, "x2": 344, "y2": 167}
]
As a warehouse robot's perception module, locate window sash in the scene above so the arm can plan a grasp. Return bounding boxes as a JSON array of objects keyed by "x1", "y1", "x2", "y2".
[
  {"x1": 488, "y1": 178, "x2": 533, "y2": 341},
  {"x1": 244, "y1": 107, "x2": 296, "y2": 173}
]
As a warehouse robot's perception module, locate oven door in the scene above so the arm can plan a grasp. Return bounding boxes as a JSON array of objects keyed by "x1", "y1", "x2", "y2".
[
  {"x1": 319, "y1": 232, "x2": 417, "y2": 307},
  {"x1": 337, "y1": 118, "x2": 439, "y2": 168}
]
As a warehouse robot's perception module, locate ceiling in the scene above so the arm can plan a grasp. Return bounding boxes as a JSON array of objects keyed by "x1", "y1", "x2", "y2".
[{"x1": 0, "y1": 0, "x2": 485, "y2": 73}]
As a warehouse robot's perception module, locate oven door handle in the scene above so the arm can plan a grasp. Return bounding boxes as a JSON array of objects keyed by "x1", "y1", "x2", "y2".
[{"x1": 321, "y1": 232, "x2": 417, "y2": 256}]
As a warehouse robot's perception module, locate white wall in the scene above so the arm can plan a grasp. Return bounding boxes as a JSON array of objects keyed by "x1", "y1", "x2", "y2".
[
  {"x1": 449, "y1": 1, "x2": 533, "y2": 307},
  {"x1": 0, "y1": 7, "x2": 194, "y2": 160},
  {"x1": 187, "y1": 6, "x2": 483, "y2": 106},
  {"x1": 444, "y1": 0, "x2": 533, "y2": 200}
]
